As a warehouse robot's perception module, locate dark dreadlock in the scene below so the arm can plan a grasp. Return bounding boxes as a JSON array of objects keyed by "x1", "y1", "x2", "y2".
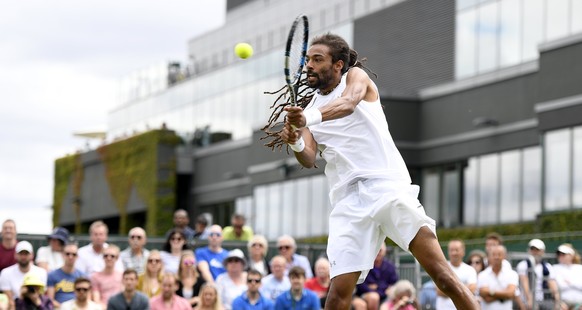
[{"x1": 260, "y1": 33, "x2": 377, "y2": 152}]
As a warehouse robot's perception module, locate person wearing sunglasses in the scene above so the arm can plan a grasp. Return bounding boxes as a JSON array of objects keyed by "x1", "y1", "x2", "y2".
[
  {"x1": 216, "y1": 249, "x2": 248, "y2": 309},
  {"x1": 120, "y1": 227, "x2": 150, "y2": 274},
  {"x1": 59, "y1": 277, "x2": 101, "y2": 310},
  {"x1": 90, "y1": 245, "x2": 123, "y2": 308},
  {"x1": 195, "y1": 225, "x2": 229, "y2": 283},
  {"x1": 232, "y1": 269, "x2": 274, "y2": 309},
  {"x1": 553, "y1": 244, "x2": 582, "y2": 309},
  {"x1": 75, "y1": 221, "x2": 123, "y2": 276},
  {"x1": 177, "y1": 250, "x2": 206, "y2": 308},
  {"x1": 137, "y1": 250, "x2": 165, "y2": 298},
  {"x1": 246, "y1": 235, "x2": 271, "y2": 277},
  {"x1": 276, "y1": 235, "x2": 313, "y2": 279},
  {"x1": 47, "y1": 243, "x2": 86, "y2": 308},
  {"x1": 161, "y1": 229, "x2": 191, "y2": 275}
]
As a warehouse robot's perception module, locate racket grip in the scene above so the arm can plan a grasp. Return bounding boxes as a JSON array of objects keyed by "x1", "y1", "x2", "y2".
[{"x1": 289, "y1": 136, "x2": 305, "y2": 152}]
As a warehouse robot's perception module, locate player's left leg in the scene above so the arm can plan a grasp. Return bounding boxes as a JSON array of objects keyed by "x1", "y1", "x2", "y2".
[
  {"x1": 409, "y1": 227, "x2": 480, "y2": 309},
  {"x1": 325, "y1": 271, "x2": 361, "y2": 310}
]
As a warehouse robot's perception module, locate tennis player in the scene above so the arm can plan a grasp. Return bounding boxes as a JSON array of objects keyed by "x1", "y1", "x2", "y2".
[{"x1": 280, "y1": 33, "x2": 479, "y2": 310}]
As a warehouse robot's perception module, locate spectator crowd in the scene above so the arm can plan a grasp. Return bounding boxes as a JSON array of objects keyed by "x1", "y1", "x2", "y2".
[{"x1": 1, "y1": 213, "x2": 582, "y2": 310}]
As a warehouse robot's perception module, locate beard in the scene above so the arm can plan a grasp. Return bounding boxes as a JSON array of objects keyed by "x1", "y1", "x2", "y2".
[{"x1": 306, "y1": 67, "x2": 334, "y2": 90}]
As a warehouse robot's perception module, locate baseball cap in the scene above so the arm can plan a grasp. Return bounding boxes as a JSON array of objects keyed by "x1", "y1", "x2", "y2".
[
  {"x1": 528, "y1": 239, "x2": 546, "y2": 251},
  {"x1": 557, "y1": 244, "x2": 575, "y2": 255},
  {"x1": 16, "y1": 241, "x2": 34, "y2": 254},
  {"x1": 223, "y1": 248, "x2": 246, "y2": 266},
  {"x1": 48, "y1": 227, "x2": 69, "y2": 244}
]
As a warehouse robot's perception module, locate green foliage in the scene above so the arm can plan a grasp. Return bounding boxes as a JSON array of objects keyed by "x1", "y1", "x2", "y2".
[
  {"x1": 53, "y1": 129, "x2": 181, "y2": 236},
  {"x1": 53, "y1": 154, "x2": 82, "y2": 229}
]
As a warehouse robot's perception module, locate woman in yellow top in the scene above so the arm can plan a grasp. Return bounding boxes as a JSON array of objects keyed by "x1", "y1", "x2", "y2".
[{"x1": 137, "y1": 249, "x2": 164, "y2": 298}]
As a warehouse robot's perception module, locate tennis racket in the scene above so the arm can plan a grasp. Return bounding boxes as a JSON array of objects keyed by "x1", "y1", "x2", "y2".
[{"x1": 284, "y1": 14, "x2": 309, "y2": 107}]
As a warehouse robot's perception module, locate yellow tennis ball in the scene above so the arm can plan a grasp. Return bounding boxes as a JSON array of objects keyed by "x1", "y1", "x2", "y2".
[{"x1": 234, "y1": 42, "x2": 253, "y2": 59}]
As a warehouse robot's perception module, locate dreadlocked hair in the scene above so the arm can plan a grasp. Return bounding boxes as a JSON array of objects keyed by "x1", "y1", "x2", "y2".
[
  {"x1": 260, "y1": 33, "x2": 377, "y2": 151},
  {"x1": 260, "y1": 78, "x2": 315, "y2": 152}
]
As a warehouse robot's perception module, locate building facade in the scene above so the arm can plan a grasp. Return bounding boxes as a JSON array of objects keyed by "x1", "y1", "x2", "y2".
[{"x1": 57, "y1": 0, "x2": 582, "y2": 240}]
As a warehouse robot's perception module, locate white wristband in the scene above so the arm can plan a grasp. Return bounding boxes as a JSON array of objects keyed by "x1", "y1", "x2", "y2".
[
  {"x1": 289, "y1": 136, "x2": 305, "y2": 152},
  {"x1": 304, "y1": 108, "x2": 322, "y2": 127}
]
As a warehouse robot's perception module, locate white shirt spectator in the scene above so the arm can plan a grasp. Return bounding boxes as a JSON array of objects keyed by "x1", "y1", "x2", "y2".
[
  {"x1": 260, "y1": 274, "x2": 291, "y2": 301},
  {"x1": 35, "y1": 245, "x2": 64, "y2": 272},
  {"x1": 516, "y1": 260, "x2": 556, "y2": 302},
  {"x1": 75, "y1": 243, "x2": 124, "y2": 275},
  {"x1": 215, "y1": 273, "x2": 247, "y2": 310},
  {"x1": 436, "y1": 262, "x2": 477, "y2": 309},
  {"x1": 477, "y1": 265, "x2": 519, "y2": 310},
  {"x1": 553, "y1": 263, "x2": 582, "y2": 305},
  {"x1": 0, "y1": 264, "x2": 47, "y2": 299}
]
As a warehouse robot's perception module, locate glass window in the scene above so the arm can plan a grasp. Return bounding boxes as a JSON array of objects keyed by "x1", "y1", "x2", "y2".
[
  {"x1": 267, "y1": 183, "x2": 282, "y2": 239},
  {"x1": 522, "y1": 0, "x2": 544, "y2": 61},
  {"x1": 477, "y1": 1, "x2": 499, "y2": 73},
  {"x1": 456, "y1": 9, "x2": 478, "y2": 78},
  {"x1": 295, "y1": 178, "x2": 310, "y2": 237},
  {"x1": 573, "y1": 126, "x2": 582, "y2": 208},
  {"x1": 457, "y1": 0, "x2": 479, "y2": 11},
  {"x1": 573, "y1": 0, "x2": 582, "y2": 34},
  {"x1": 254, "y1": 186, "x2": 268, "y2": 236},
  {"x1": 544, "y1": 129, "x2": 571, "y2": 211},
  {"x1": 522, "y1": 146, "x2": 541, "y2": 220},
  {"x1": 281, "y1": 182, "x2": 296, "y2": 237},
  {"x1": 310, "y1": 176, "x2": 328, "y2": 237},
  {"x1": 421, "y1": 170, "x2": 440, "y2": 224},
  {"x1": 500, "y1": 150, "x2": 520, "y2": 222},
  {"x1": 499, "y1": 0, "x2": 521, "y2": 67},
  {"x1": 478, "y1": 154, "x2": 499, "y2": 225},
  {"x1": 442, "y1": 168, "x2": 461, "y2": 228},
  {"x1": 546, "y1": 0, "x2": 570, "y2": 42},
  {"x1": 464, "y1": 158, "x2": 478, "y2": 225}
]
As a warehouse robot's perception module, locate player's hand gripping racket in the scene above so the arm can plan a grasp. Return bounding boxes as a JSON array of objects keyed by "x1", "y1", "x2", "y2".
[{"x1": 284, "y1": 14, "x2": 309, "y2": 108}]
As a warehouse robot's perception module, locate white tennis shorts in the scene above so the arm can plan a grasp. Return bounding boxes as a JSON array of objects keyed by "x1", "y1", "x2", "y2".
[{"x1": 326, "y1": 178, "x2": 437, "y2": 284}]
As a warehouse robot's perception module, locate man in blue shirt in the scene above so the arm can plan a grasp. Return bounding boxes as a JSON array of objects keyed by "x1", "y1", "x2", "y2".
[
  {"x1": 195, "y1": 225, "x2": 229, "y2": 282},
  {"x1": 275, "y1": 266, "x2": 320, "y2": 310},
  {"x1": 47, "y1": 243, "x2": 86, "y2": 308},
  {"x1": 232, "y1": 269, "x2": 274, "y2": 309}
]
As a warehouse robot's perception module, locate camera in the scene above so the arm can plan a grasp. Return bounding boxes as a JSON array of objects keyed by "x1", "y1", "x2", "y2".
[{"x1": 26, "y1": 286, "x2": 36, "y2": 294}]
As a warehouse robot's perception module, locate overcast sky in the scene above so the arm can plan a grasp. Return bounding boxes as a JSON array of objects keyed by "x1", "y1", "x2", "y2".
[{"x1": 0, "y1": 0, "x2": 226, "y2": 234}]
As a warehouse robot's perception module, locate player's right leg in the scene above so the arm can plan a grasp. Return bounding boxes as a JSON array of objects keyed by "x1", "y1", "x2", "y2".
[
  {"x1": 325, "y1": 271, "x2": 361, "y2": 310},
  {"x1": 409, "y1": 227, "x2": 480, "y2": 309}
]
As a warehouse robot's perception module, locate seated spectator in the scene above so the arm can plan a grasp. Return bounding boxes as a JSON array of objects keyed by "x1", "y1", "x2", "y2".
[
  {"x1": 466, "y1": 249, "x2": 487, "y2": 275},
  {"x1": 276, "y1": 235, "x2": 313, "y2": 278},
  {"x1": 150, "y1": 273, "x2": 191, "y2": 310},
  {"x1": 107, "y1": 269, "x2": 150, "y2": 310},
  {"x1": 516, "y1": 239, "x2": 561, "y2": 310},
  {"x1": 0, "y1": 220, "x2": 17, "y2": 273},
  {"x1": 246, "y1": 235, "x2": 270, "y2": 276},
  {"x1": 90, "y1": 244, "x2": 123, "y2": 308},
  {"x1": 120, "y1": 227, "x2": 150, "y2": 274},
  {"x1": 165, "y1": 209, "x2": 196, "y2": 242},
  {"x1": 380, "y1": 279, "x2": 419, "y2": 310},
  {"x1": 436, "y1": 239, "x2": 476, "y2": 310},
  {"x1": 260, "y1": 255, "x2": 291, "y2": 302},
  {"x1": 59, "y1": 277, "x2": 101, "y2": 310},
  {"x1": 161, "y1": 229, "x2": 190, "y2": 274},
  {"x1": 478, "y1": 245, "x2": 518, "y2": 310},
  {"x1": 275, "y1": 266, "x2": 319, "y2": 309},
  {"x1": 193, "y1": 214, "x2": 210, "y2": 241},
  {"x1": 75, "y1": 221, "x2": 123, "y2": 275},
  {"x1": 137, "y1": 250, "x2": 164, "y2": 298},
  {"x1": 0, "y1": 241, "x2": 47, "y2": 303},
  {"x1": 177, "y1": 250, "x2": 206, "y2": 308},
  {"x1": 418, "y1": 280, "x2": 436, "y2": 310},
  {"x1": 304, "y1": 257, "x2": 330, "y2": 308},
  {"x1": 216, "y1": 249, "x2": 248, "y2": 309},
  {"x1": 222, "y1": 214, "x2": 254, "y2": 241},
  {"x1": 194, "y1": 283, "x2": 224, "y2": 310},
  {"x1": 553, "y1": 243, "x2": 582, "y2": 309},
  {"x1": 232, "y1": 269, "x2": 274, "y2": 309},
  {"x1": 195, "y1": 225, "x2": 229, "y2": 283},
  {"x1": 14, "y1": 273, "x2": 52, "y2": 310},
  {"x1": 36, "y1": 227, "x2": 69, "y2": 272},
  {"x1": 47, "y1": 243, "x2": 86, "y2": 308},
  {"x1": 355, "y1": 244, "x2": 398, "y2": 310}
]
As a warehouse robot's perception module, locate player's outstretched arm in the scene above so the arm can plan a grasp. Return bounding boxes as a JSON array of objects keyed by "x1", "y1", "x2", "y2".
[{"x1": 319, "y1": 67, "x2": 378, "y2": 121}]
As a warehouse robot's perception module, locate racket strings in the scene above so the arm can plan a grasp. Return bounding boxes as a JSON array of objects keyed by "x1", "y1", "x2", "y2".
[{"x1": 261, "y1": 78, "x2": 314, "y2": 152}]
